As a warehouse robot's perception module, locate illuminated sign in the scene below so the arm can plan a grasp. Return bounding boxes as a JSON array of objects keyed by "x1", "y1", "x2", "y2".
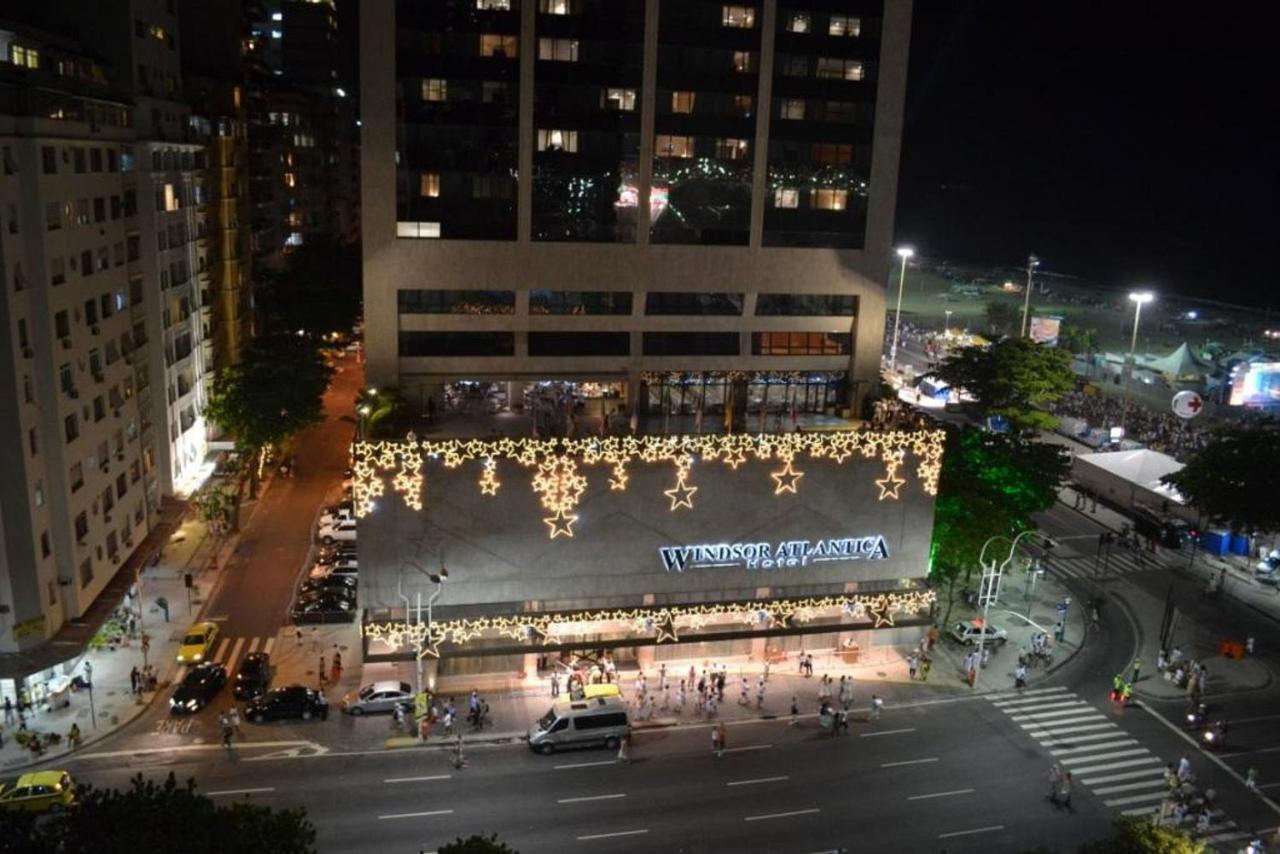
[{"x1": 659, "y1": 536, "x2": 890, "y2": 573}]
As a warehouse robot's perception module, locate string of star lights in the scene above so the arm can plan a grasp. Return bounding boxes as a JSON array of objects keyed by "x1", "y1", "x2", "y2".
[
  {"x1": 351, "y1": 430, "x2": 945, "y2": 538},
  {"x1": 363, "y1": 588, "x2": 936, "y2": 657}
]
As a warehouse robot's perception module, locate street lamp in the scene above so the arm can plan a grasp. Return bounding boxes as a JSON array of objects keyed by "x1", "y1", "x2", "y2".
[
  {"x1": 1128, "y1": 291, "x2": 1154, "y2": 355},
  {"x1": 943, "y1": 310, "x2": 953, "y2": 336},
  {"x1": 1020, "y1": 254, "x2": 1041, "y2": 338},
  {"x1": 399, "y1": 561, "x2": 448, "y2": 701},
  {"x1": 357, "y1": 404, "x2": 371, "y2": 440},
  {"x1": 888, "y1": 246, "x2": 914, "y2": 374},
  {"x1": 972, "y1": 530, "x2": 1057, "y2": 691}
]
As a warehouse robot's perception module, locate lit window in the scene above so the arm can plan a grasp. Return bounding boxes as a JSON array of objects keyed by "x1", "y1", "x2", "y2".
[
  {"x1": 603, "y1": 88, "x2": 636, "y2": 111},
  {"x1": 420, "y1": 173, "x2": 440, "y2": 197},
  {"x1": 396, "y1": 221, "x2": 442, "y2": 239},
  {"x1": 479, "y1": 34, "x2": 519, "y2": 58},
  {"x1": 284, "y1": 172, "x2": 296, "y2": 187},
  {"x1": 537, "y1": 129, "x2": 579, "y2": 152},
  {"x1": 780, "y1": 98, "x2": 805, "y2": 120},
  {"x1": 787, "y1": 12, "x2": 810, "y2": 33},
  {"x1": 816, "y1": 57, "x2": 863, "y2": 81},
  {"x1": 732, "y1": 94, "x2": 754, "y2": 116},
  {"x1": 715, "y1": 138, "x2": 749, "y2": 160},
  {"x1": 812, "y1": 189, "x2": 848, "y2": 210},
  {"x1": 422, "y1": 78, "x2": 448, "y2": 101},
  {"x1": 732, "y1": 51, "x2": 752, "y2": 73},
  {"x1": 655, "y1": 135, "x2": 695, "y2": 158},
  {"x1": 671, "y1": 91, "x2": 696, "y2": 114},
  {"x1": 162, "y1": 184, "x2": 178, "y2": 211},
  {"x1": 829, "y1": 15, "x2": 861, "y2": 37},
  {"x1": 812, "y1": 143, "x2": 853, "y2": 165},
  {"x1": 539, "y1": 0, "x2": 574, "y2": 12},
  {"x1": 722, "y1": 5, "x2": 755, "y2": 28},
  {"x1": 477, "y1": 0, "x2": 511, "y2": 8},
  {"x1": 538, "y1": 38, "x2": 579, "y2": 61},
  {"x1": 774, "y1": 187, "x2": 799, "y2": 208}
]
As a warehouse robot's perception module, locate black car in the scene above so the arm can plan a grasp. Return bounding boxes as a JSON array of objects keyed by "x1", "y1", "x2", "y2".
[
  {"x1": 299, "y1": 575, "x2": 357, "y2": 596},
  {"x1": 314, "y1": 546, "x2": 357, "y2": 566},
  {"x1": 168, "y1": 663, "x2": 227, "y2": 714},
  {"x1": 234, "y1": 652, "x2": 272, "y2": 700},
  {"x1": 292, "y1": 591, "x2": 356, "y2": 624},
  {"x1": 246, "y1": 686, "x2": 329, "y2": 723}
]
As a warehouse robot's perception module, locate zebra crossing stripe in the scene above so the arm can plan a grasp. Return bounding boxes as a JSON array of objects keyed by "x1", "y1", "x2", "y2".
[
  {"x1": 1019, "y1": 714, "x2": 1109, "y2": 730},
  {"x1": 1060, "y1": 748, "x2": 1151, "y2": 767},
  {"x1": 1049, "y1": 739, "x2": 1138, "y2": 757},
  {"x1": 1010, "y1": 706, "x2": 1100, "y2": 722},
  {"x1": 224, "y1": 637, "x2": 246, "y2": 672},
  {"x1": 992, "y1": 695, "x2": 1077, "y2": 709},
  {"x1": 247, "y1": 637, "x2": 260, "y2": 654},
  {"x1": 211, "y1": 637, "x2": 230, "y2": 663},
  {"x1": 1036, "y1": 731, "x2": 1131, "y2": 747},
  {"x1": 1121, "y1": 805, "x2": 1160, "y2": 817},
  {"x1": 1024, "y1": 722, "x2": 1116, "y2": 737},
  {"x1": 1080, "y1": 768, "x2": 1167, "y2": 786},
  {"x1": 263, "y1": 636, "x2": 275, "y2": 656},
  {"x1": 1093, "y1": 779, "x2": 1172, "y2": 795},
  {"x1": 1103, "y1": 790, "x2": 1172, "y2": 807},
  {"x1": 992, "y1": 686, "x2": 1069, "y2": 700},
  {"x1": 1063, "y1": 756, "x2": 1162, "y2": 776}
]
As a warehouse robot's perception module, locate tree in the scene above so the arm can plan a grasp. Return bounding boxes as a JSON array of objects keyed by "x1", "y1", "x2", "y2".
[
  {"x1": 930, "y1": 427, "x2": 1070, "y2": 625},
  {"x1": 934, "y1": 337, "x2": 1074, "y2": 432},
  {"x1": 1162, "y1": 427, "x2": 1280, "y2": 534},
  {"x1": 365, "y1": 387, "x2": 410, "y2": 438},
  {"x1": 438, "y1": 834, "x2": 519, "y2": 854},
  {"x1": 257, "y1": 239, "x2": 361, "y2": 337},
  {"x1": 1057, "y1": 323, "x2": 1100, "y2": 356},
  {"x1": 1078, "y1": 817, "x2": 1206, "y2": 854},
  {"x1": 984, "y1": 300, "x2": 1021, "y2": 337},
  {"x1": 0, "y1": 772, "x2": 316, "y2": 854}
]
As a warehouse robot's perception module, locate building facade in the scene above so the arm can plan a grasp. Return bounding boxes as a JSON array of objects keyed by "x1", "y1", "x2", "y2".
[
  {"x1": 0, "y1": 23, "x2": 156, "y2": 666},
  {"x1": 361, "y1": 0, "x2": 912, "y2": 421}
]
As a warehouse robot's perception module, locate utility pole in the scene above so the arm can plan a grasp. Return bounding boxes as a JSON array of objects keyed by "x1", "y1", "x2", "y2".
[{"x1": 1020, "y1": 254, "x2": 1040, "y2": 338}]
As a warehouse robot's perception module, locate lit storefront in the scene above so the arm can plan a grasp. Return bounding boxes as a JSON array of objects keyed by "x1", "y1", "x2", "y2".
[{"x1": 355, "y1": 429, "x2": 943, "y2": 677}]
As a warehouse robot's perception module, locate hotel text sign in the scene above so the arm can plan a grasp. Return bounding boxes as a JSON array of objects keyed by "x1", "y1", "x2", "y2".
[{"x1": 658, "y1": 536, "x2": 890, "y2": 573}]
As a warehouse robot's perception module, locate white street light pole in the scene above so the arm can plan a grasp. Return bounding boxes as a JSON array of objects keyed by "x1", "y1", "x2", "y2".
[
  {"x1": 972, "y1": 530, "x2": 1057, "y2": 691},
  {"x1": 888, "y1": 247, "x2": 914, "y2": 374},
  {"x1": 1128, "y1": 291, "x2": 1154, "y2": 355},
  {"x1": 1020, "y1": 254, "x2": 1040, "y2": 338}
]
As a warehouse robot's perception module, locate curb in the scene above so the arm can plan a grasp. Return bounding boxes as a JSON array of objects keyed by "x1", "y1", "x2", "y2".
[{"x1": 385, "y1": 730, "x2": 526, "y2": 751}]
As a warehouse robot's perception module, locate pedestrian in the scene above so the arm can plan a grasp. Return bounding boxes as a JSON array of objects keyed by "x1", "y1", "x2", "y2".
[
  {"x1": 715, "y1": 722, "x2": 727, "y2": 757},
  {"x1": 907, "y1": 653, "x2": 918, "y2": 680},
  {"x1": 551, "y1": 670, "x2": 560, "y2": 698},
  {"x1": 739, "y1": 676, "x2": 749, "y2": 705},
  {"x1": 319, "y1": 656, "x2": 327, "y2": 687},
  {"x1": 676, "y1": 681, "x2": 686, "y2": 715},
  {"x1": 805, "y1": 653, "x2": 814, "y2": 677},
  {"x1": 716, "y1": 670, "x2": 725, "y2": 701},
  {"x1": 1131, "y1": 658, "x2": 1142, "y2": 685},
  {"x1": 755, "y1": 678, "x2": 766, "y2": 710},
  {"x1": 762, "y1": 658, "x2": 770, "y2": 682},
  {"x1": 818, "y1": 675, "x2": 831, "y2": 702},
  {"x1": 331, "y1": 651, "x2": 342, "y2": 684},
  {"x1": 661, "y1": 682, "x2": 670, "y2": 711},
  {"x1": 1057, "y1": 771, "x2": 1073, "y2": 810},
  {"x1": 616, "y1": 733, "x2": 630, "y2": 764},
  {"x1": 468, "y1": 689, "x2": 480, "y2": 719},
  {"x1": 919, "y1": 656, "x2": 931, "y2": 682},
  {"x1": 1177, "y1": 756, "x2": 1192, "y2": 783},
  {"x1": 789, "y1": 696, "x2": 800, "y2": 726},
  {"x1": 1246, "y1": 767, "x2": 1259, "y2": 790},
  {"x1": 1246, "y1": 635, "x2": 1256, "y2": 656},
  {"x1": 637, "y1": 671, "x2": 647, "y2": 698},
  {"x1": 130, "y1": 666, "x2": 141, "y2": 695},
  {"x1": 2, "y1": 696, "x2": 11, "y2": 725},
  {"x1": 1015, "y1": 663, "x2": 1028, "y2": 690},
  {"x1": 442, "y1": 705, "x2": 454, "y2": 735},
  {"x1": 927, "y1": 624, "x2": 939, "y2": 650},
  {"x1": 705, "y1": 693, "x2": 717, "y2": 718},
  {"x1": 711, "y1": 723, "x2": 722, "y2": 757},
  {"x1": 67, "y1": 722, "x2": 81, "y2": 748},
  {"x1": 659, "y1": 663, "x2": 667, "y2": 691},
  {"x1": 228, "y1": 706, "x2": 242, "y2": 737},
  {"x1": 295, "y1": 628, "x2": 303, "y2": 647},
  {"x1": 871, "y1": 694, "x2": 883, "y2": 719},
  {"x1": 1047, "y1": 763, "x2": 1061, "y2": 801},
  {"x1": 687, "y1": 665, "x2": 696, "y2": 690}
]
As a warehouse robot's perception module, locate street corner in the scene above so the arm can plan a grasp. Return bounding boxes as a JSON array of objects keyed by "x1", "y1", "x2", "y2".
[{"x1": 1134, "y1": 652, "x2": 1274, "y2": 702}]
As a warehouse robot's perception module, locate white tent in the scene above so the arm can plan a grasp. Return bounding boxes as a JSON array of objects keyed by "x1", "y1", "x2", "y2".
[
  {"x1": 1140, "y1": 342, "x2": 1206, "y2": 381},
  {"x1": 1072, "y1": 449, "x2": 1196, "y2": 523}
]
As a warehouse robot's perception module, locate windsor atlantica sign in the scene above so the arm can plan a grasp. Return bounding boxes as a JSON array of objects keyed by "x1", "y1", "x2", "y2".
[{"x1": 658, "y1": 535, "x2": 890, "y2": 573}]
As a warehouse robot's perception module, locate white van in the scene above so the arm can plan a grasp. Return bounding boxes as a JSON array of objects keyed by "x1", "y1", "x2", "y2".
[{"x1": 528, "y1": 696, "x2": 630, "y2": 755}]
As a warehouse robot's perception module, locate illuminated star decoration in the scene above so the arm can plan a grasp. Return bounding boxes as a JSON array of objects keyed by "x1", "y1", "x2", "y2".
[
  {"x1": 875, "y1": 464, "x2": 906, "y2": 500},
  {"x1": 608, "y1": 461, "x2": 629, "y2": 491},
  {"x1": 664, "y1": 459, "x2": 697, "y2": 511},
  {"x1": 543, "y1": 508, "x2": 578, "y2": 539},
  {"x1": 479, "y1": 458, "x2": 500, "y2": 496},
  {"x1": 655, "y1": 613, "x2": 679, "y2": 644},
  {"x1": 868, "y1": 602, "x2": 894, "y2": 628},
  {"x1": 771, "y1": 459, "x2": 804, "y2": 495}
]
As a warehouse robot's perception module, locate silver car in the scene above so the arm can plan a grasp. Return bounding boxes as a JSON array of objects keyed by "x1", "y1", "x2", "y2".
[{"x1": 341, "y1": 680, "x2": 413, "y2": 715}]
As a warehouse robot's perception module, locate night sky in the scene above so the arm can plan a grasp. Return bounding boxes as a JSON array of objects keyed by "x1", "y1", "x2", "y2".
[{"x1": 895, "y1": 1, "x2": 1278, "y2": 308}]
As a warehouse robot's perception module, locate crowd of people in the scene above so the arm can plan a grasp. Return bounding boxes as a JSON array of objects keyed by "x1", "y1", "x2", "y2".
[{"x1": 1051, "y1": 390, "x2": 1213, "y2": 462}]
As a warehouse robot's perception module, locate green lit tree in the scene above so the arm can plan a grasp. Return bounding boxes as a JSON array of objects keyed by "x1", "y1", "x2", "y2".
[
  {"x1": 1057, "y1": 323, "x2": 1100, "y2": 356},
  {"x1": 1078, "y1": 816, "x2": 1206, "y2": 854},
  {"x1": 930, "y1": 427, "x2": 1070, "y2": 625},
  {"x1": 934, "y1": 337, "x2": 1074, "y2": 433},
  {"x1": 0, "y1": 772, "x2": 316, "y2": 854},
  {"x1": 1162, "y1": 427, "x2": 1280, "y2": 534}
]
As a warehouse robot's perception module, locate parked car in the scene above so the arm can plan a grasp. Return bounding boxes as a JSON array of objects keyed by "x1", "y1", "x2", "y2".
[
  {"x1": 1257, "y1": 550, "x2": 1279, "y2": 583},
  {"x1": 292, "y1": 591, "x2": 356, "y2": 624},
  {"x1": 175, "y1": 621, "x2": 220, "y2": 664},
  {"x1": 315, "y1": 542, "x2": 357, "y2": 563},
  {"x1": 234, "y1": 652, "x2": 272, "y2": 700},
  {"x1": 246, "y1": 686, "x2": 329, "y2": 722},
  {"x1": 0, "y1": 771, "x2": 77, "y2": 813},
  {"x1": 169, "y1": 663, "x2": 227, "y2": 714},
  {"x1": 319, "y1": 505, "x2": 355, "y2": 527},
  {"x1": 317, "y1": 518, "x2": 357, "y2": 544},
  {"x1": 949, "y1": 619, "x2": 1008, "y2": 646},
  {"x1": 299, "y1": 575, "x2": 357, "y2": 596},
  {"x1": 309, "y1": 561, "x2": 358, "y2": 580},
  {"x1": 341, "y1": 681, "x2": 414, "y2": 716},
  {"x1": 528, "y1": 696, "x2": 631, "y2": 755}
]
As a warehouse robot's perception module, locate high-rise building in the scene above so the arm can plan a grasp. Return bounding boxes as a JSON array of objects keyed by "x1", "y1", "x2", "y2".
[
  {"x1": 0, "y1": 21, "x2": 163, "y2": 673},
  {"x1": 361, "y1": 0, "x2": 912, "y2": 423}
]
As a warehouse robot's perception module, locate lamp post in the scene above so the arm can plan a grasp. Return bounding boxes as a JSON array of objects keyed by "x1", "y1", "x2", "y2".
[
  {"x1": 1128, "y1": 291, "x2": 1154, "y2": 355},
  {"x1": 1020, "y1": 254, "x2": 1041, "y2": 338},
  {"x1": 357, "y1": 404, "x2": 371, "y2": 440},
  {"x1": 888, "y1": 247, "x2": 914, "y2": 374},
  {"x1": 400, "y1": 561, "x2": 448, "y2": 700},
  {"x1": 943, "y1": 309, "x2": 952, "y2": 335},
  {"x1": 972, "y1": 530, "x2": 1057, "y2": 691}
]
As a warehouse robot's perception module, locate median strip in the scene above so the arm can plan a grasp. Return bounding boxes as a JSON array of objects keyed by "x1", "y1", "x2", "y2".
[
  {"x1": 727, "y1": 776, "x2": 789, "y2": 787},
  {"x1": 744, "y1": 808, "x2": 820, "y2": 822},
  {"x1": 881, "y1": 757, "x2": 939, "y2": 768},
  {"x1": 384, "y1": 775, "x2": 453, "y2": 784},
  {"x1": 908, "y1": 788, "x2": 974, "y2": 801},
  {"x1": 576, "y1": 829, "x2": 648, "y2": 841},
  {"x1": 378, "y1": 809, "x2": 454, "y2": 820},
  {"x1": 558, "y1": 793, "x2": 627, "y2": 804},
  {"x1": 939, "y1": 825, "x2": 1004, "y2": 839}
]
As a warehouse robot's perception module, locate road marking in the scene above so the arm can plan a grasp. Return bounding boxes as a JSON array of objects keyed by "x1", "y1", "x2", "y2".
[
  {"x1": 1094, "y1": 779, "x2": 1175, "y2": 796},
  {"x1": 1222, "y1": 745, "x2": 1280, "y2": 758},
  {"x1": 576, "y1": 829, "x2": 648, "y2": 841},
  {"x1": 1080, "y1": 768, "x2": 1167, "y2": 785},
  {"x1": 1067, "y1": 756, "x2": 1162, "y2": 775},
  {"x1": 1036, "y1": 730, "x2": 1131, "y2": 746},
  {"x1": 263, "y1": 636, "x2": 275, "y2": 655},
  {"x1": 554, "y1": 760, "x2": 617, "y2": 770},
  {"x1": 908, "y1": 788, "x2": 974, "y2": 801},
  {"x1": 994, "y1": 686, "x2": 1068, "y2": 698},
  {"x1": 744, "y1": 808, "x2": 820, "y2": 822},
  {"x1": 996, "y1": 698, "x2": 1088, "y2": 711},
  {"x1": 225, "y1": 636, "x2": 245, "y2": 671},
  {"x1": 860, "y1": 728, "x2": 916, "y2": 738},
  {"x1": 384, "y1": 775, "x2": 453, "y2": 784},
  {"x1": 1025, "y1": 722, "x2": 1117, "y2": 738},
  {"x1": 247, "y1": 637, "x2": 260, "y2": 654},
  {"x1": 1233, "y1": 714, "x2": 1280, "y2": 726},
  {"x1": 1059, "y1": 748, "x2": 1151, "y2": 766},
  {"x1": 1017, "y1": 714, "x2": 1109, "y2": 729},
  {"x1": 881, "y1": 757, "x2": 938, "y2": 768},
  {"x1": 1104, "y1": 790, "x2": 1172, "y2": 807},
  {"x1": 211, "y1": 637, "x2": 230, "y2": 663},
  {"x1": 206, "y1": 787, "x2": 274, "y2": 796},
  {"x1": 723, "y1": 744, "x2": 773, "y2": 754},
  {"x1": 1050, "y1": 739, "x2": 1139, "y2": 756},
  {"x1": 727, "y1": 776, "x2": 789, "y2": 787},
  {"x1": 379, "y1": 810, "x2": 454, "y2": 820},
  {"x1": 559, "y1": 793, "x2": 626, "y2": 804},
  {"x1": 1009, "y1": 706, "x2": 1098, "y2": 721},
  {"x1": 1121, "y1": 805, "x2": 1160, "y2": 817},
  {"x1": 938, "y1": 825, "x2": 1004, "y2": 839},
  {"x1": 206, "y1": 615, "x2": 229, "y2": 622},
  {"x1": 74, "y1": 740, "x2": 321, "y2": 760}
]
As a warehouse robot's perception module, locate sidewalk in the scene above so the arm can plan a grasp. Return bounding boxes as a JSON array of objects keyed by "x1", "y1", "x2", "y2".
[{"x1": 0, "y1": 475, "x2": 279, "y2": 772}]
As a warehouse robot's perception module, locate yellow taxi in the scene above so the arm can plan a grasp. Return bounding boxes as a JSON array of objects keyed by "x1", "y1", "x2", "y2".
[
  {"x1": 176, "y1": 620, "x2": 220, "y2": 664},
  {"x1": 0, "y1": 771, "x2": 77, "y2": 813}
]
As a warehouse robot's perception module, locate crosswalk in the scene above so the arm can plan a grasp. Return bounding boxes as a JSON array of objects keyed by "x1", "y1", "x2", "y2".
[
  {"x1": 1049, "y1": 549, "x2": 1172, "y2": 581},
  {"x1": 207, "y1": 635, "x2": 276, "y2": 677},
  {"x1": 989, "y1": 686, "x2": 1256, "y2": 849}
]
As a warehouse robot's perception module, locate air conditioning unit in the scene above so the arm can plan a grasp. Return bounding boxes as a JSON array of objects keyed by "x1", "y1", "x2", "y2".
[
  {"x1": 91, "y1": 324, "x2": 101, "y2": 335},
  {"x1": 115, "y1": 450, "x2": 124, "y2": 460},
  {"x1": 61, "y1": 337, "x2": 72, "y2": 350},
  {"x1": 68, "y1": 387, "x2": 80, "y2": 399},
  {"x1": 93, "y1": 371, "x2": 105, "y2": 383},
  {"x1": 22, "y1": 347, "x2": 33, "y2": 359},
  {"x1": 57, "y1": 577, "x2": 72, "y2": 586}
]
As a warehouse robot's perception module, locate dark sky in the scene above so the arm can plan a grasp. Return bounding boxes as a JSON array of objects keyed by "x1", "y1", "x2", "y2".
[{"x1": 895, "y1": 1, "x2": 1278, "y2": 308}]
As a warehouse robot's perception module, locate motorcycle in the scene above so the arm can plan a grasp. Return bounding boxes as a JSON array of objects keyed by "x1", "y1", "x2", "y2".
[
  {"x1": 1200, "y1": 721, "x2": 1227, "y2": 752},
  {"x1": 1185, "y1": 702, "x2": 1207, "y2": 730}
]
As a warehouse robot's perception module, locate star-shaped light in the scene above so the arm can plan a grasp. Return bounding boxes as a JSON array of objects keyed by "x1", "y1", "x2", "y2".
[
  {"x1": 543, "y1": 509, "x2": 578, "y2": 539},
  {"x1": 868, "y1": 606, "x2": 894, "y2": 628},
  {"x1": 771, "y1": 460, "x2": 804, "y2": 494},
  {"x1": 655, "y1": 616, "x2": 679, "y2": 644},
  {"x1": 609, "y1": 462, "x2": 629, "y2": 491},
  {"x1": 875, "y1": 467, "x2": 906, "y2": 500},
  {"x1": 664, "y1": 476, "x2": 698, "y2": 511}
]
